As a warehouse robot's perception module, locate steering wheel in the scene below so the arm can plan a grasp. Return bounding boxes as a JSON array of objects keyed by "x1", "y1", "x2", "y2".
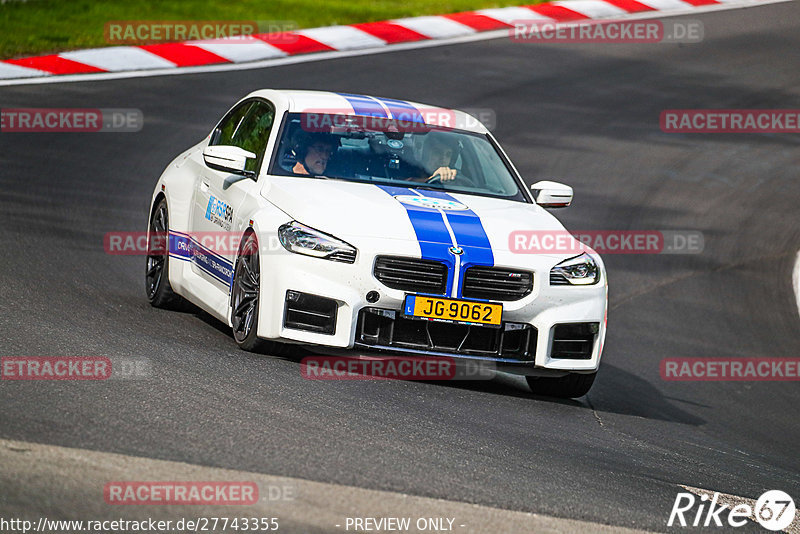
[{"x1": 426, "y1": 172, "x2": 477, "y2": 188}]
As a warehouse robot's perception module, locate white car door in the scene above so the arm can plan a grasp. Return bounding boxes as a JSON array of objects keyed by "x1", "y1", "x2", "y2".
[{"x1": 189, "y1": 99, "x2": 276, "y2": 290}]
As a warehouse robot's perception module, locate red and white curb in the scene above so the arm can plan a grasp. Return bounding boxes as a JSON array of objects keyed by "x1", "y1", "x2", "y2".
[{"x1": 0, "y1": 0, "x2": 783, "y2": 83}]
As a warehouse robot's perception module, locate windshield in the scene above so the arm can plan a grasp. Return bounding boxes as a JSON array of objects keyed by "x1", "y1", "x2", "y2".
[{"x1": 269, "y1": 113, "x2": 527, "y2": 201}]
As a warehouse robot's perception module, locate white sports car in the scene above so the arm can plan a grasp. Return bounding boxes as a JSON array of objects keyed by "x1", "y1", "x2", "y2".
[{"x1": 146, "y1": 89, "x2": 607, "y2": 398}]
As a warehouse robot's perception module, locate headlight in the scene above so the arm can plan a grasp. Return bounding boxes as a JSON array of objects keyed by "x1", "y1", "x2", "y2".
[
  {"x1": 278, "y1": 221, "x2": 357, "y2": 263},
  {"x1": 550, "y1": 253, "x2": 599, "y2": 285}
]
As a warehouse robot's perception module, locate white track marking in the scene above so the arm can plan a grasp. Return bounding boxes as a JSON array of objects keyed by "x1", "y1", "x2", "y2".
[
  {"x1": 552, "y1": 0, "x2": 629, "y2": 18},
  {"x1": 0, "y1": 0, "x2": 791, "y2": 87},
  {"x1": 190, "y1": 38, "x2": 287, "y2": 62},
  {"x1": 390, "y1": 16, "x2": 477, "y2": 39},
  {"x1": 297, "y1": 25, "x2": 387, "y2": 50},
  {"x1": 634, "y1": 0, "x2": 698, "y2": 11},
  {"x1": 476, "y1": 7, "x2": 555, "y2": 24},
  {"x1": 59, "y1": 46, "x2": 177, "y2": 71},
  {"x1": 0, "y1": 62, "x2": 49, "y2": 78}
]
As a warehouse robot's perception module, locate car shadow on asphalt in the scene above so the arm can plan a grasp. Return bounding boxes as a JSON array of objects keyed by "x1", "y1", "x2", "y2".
[
  {"x1": 185, "y1": 301, "x2": 704, "y2": 426},
  {"x1": 391, "y1": 362, "x2": 705, "y2": 427}
]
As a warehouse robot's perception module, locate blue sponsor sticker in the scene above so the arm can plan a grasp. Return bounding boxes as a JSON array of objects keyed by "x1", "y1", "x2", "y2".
[{"x1": 205, "y1": 195, "x2": 233, "y2": 229}]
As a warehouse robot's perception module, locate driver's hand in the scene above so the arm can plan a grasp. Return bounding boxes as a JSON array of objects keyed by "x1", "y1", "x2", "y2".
[{"x1": 429, "y1": 167, "x2": 457, "y2": 181}]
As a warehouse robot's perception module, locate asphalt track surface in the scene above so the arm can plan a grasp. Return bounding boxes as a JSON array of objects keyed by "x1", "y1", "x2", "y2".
[{"x1": 1, "y1": 2, "x2": 799, "y2": 532}]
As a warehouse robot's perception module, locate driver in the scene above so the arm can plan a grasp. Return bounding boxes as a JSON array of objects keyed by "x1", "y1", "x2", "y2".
[
  {"x1": 408, "y1": 131, "x2": 460, "y2": 183},
  {"x1": 291, "y1": 131, "x2": 338, "y2": 176}
]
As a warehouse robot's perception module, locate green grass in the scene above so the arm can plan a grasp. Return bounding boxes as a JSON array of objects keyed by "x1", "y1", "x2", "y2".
[{"x1": 0, "y1": 0, "x2": 536, "y2": 59}]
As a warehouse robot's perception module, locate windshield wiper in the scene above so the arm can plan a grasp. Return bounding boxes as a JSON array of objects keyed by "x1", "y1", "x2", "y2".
[{"x1": 409, "y1": 184, "x2": 445, "y2": 191}]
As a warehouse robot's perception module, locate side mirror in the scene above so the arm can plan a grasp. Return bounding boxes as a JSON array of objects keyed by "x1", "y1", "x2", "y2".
[
  {"x1": 531, "y1": 180, "x2": 573, "y2": 208},
  {"x1": 203, "y1": 145, "x2": 257, "y2": 178}
]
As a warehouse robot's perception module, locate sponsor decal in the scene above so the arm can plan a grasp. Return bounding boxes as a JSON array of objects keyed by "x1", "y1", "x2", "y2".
[
  {"x1": 192, "y1": 249, "x2": 234, "y2": 285},
  {"x1": 204, "y1": 195, "x2": 233, "y2": 230},
  {"x1": 168, "y1": 230, "x2": 235, "y2": 286},
  {"x1": 394, "y1": 195, "x2": 468, "y2": 211}
]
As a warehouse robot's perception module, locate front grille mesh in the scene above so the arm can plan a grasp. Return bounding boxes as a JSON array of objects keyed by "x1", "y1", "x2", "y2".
[
  {"x1": 328, "y1": 249, "x2": 357, "y2": 263},
  {"x1": 374, "y1": 256, "x2": 447, "y2": 294},
  {"x1": 462, "y1": 266, "x2": 533, "y2": 301},
  {"x1": 356, "y1": 308, "x2": 537, "y2": 360}
]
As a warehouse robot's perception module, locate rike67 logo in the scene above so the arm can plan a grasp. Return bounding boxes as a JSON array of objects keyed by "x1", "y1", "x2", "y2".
[{"x1": 668, "y1": 489, "x2": 796, "y2": 531}]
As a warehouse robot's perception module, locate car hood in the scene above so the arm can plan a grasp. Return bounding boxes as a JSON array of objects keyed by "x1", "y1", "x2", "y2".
[{"x1": 261, "y1": 176, "x2": 571, "y2": 253}]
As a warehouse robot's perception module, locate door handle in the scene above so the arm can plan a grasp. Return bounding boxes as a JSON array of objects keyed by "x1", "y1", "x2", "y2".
[{"x1": 200, "y1": 181, "x2": 210, "y2": 192}]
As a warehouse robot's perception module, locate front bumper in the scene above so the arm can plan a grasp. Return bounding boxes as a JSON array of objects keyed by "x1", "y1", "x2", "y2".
[{"x1": 256, "y1": 237, "x2": 607, "y2": 373}]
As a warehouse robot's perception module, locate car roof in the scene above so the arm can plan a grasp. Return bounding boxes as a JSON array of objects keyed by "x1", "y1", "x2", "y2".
[{"x1": 245, "y1": 89, "x2": 490, "y2": 134}]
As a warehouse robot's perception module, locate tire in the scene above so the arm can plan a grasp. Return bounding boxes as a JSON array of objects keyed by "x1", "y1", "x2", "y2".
[
  {"x1": 526, "y1": 372, "x2": 597, "y2": 399},
  {"x1": 230, "y1": 234, "x2": 299, "y2": 356},
  {"x1": 230, "y1": 232, "x2": 266, "y2": 351},
  {"x1": 146, "y1": 198, "x2": 183, "y2": 309}
]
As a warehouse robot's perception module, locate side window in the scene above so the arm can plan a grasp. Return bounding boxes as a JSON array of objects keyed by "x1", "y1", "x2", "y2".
[
  {"x1": 211, "y1": 100, "x2": 275, "y2": 174},
  {"x1": 212, "y1": 102, "x2": 252, "y2": 147}
]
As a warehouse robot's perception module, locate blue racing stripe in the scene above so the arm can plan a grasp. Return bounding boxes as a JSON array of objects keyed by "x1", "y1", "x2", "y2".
[
  {"x1": 376, "y1": 97, "x2": 425, "y2": 123},
  {"x1": 337, "y1": 93, "x2": 389, "y2": 118},
  {"x1": 168, "y1": 230, "x2": 234, "y2": 287},
  {"x1": 377, "y1": 185, "x2": 456, "y2": 295},
  {"x1": 383, "y1": 188, "x2": 495, "y2": 298}
]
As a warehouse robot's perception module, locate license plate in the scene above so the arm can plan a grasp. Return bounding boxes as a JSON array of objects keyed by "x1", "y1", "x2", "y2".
[{"x1": 403, "y1": 295, "x2": 502, "y2": 326}]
